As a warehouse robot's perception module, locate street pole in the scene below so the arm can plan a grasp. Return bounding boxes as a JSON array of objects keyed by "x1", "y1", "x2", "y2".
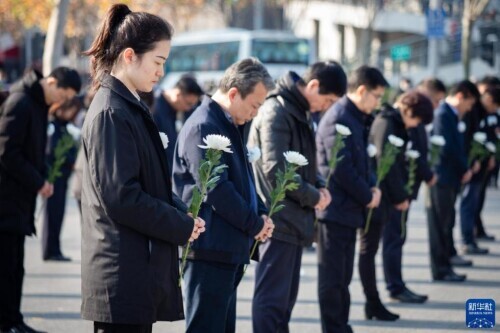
[{"x1": 428, "y1": 0, "x2": 442, "y2": 77}]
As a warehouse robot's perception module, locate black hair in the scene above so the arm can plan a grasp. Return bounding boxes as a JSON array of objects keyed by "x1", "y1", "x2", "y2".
[
  {"x1": 347, "y1": 65, "x2": 389, "y2": 93},
  {"x1": 478, "y1": 75, "x2": 500, "y2": 87},
  {"x1": 84, "y1": 3, "x2": 173, "y2": 90},
  {"x1": 484, "y1": 86, "x2": 500, "y2": 105},
  {"x1": 418, "y1": 78, "x2": 447, "y2": 94},
  {"x1": 302, "y1": 61, "x2": 347, "y2": 96},
  {"x1": 48, "y1": 67, "x2": 82, "y2": 93},
  {"x1": 449, "y1": 80, "x2": 480, "y2": 100},
  {"x1": 175, "y1": 75, "x2": 204, "y2": 96},
  {"x1": 396, "y1": 90, "x2": 434, "y2": 125}
]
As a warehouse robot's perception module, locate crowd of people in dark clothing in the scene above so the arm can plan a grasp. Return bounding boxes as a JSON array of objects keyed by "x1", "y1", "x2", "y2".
[{"x1": 0, "y1": 4, "x2": 499, "y2": 333}]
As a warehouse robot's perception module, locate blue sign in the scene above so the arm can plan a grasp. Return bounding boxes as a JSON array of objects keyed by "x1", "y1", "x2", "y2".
[
  {"x1": 427, "y1": 8, "x2": 445, "y2": 38},
  {"x1": 466, "y1": 299, "x2": 495, "y2": 329}
]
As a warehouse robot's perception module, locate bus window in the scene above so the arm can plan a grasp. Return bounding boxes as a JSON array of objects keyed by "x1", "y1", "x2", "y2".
[
  {"x1": 251, "y1": 39, "x2": 309, "y2": 65},
  {"x1": 166, "y1": 41, "x2": 240, "y2": 73}
]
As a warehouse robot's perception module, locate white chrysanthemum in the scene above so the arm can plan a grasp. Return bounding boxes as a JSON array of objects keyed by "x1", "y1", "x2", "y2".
[
  {"x1": 335, "y1": 124, "x2": 352, "y2": 136},
  {"x1": 283, "y1": 151, "x2": 308, "y2": 166},
  {"x1": 388, "y1": 135, "x2": 404, "y2": 148},
  {"x1": 430, "y1": 135, "x2": 446, "y2": 146},
  {"x1": 473, "y1": 132, "x2": 487, "y2": 144},
  {"x1": 66, "y1": 123, "x2": 81, "y2": 141},
  {"x1": 247, "y1": 146, "x2": 262, "y2": 163},
  {"x1": 367, "y1": 144, "x2": 378, "y2": 158},
  {"x1": 458, "y1": 121, "x2": 467, "y2": 133},
  {"x1": 47, "y1": 123, "x2": 55, "y2": 137},
  {"x1": 159, "y1": 132, "x2": 169, "y2": 149},
  {"x1": 486, "y1": 142, "x2": 496, "y2": 153},
  {"x1": 198, "y1": 134, "x2": 233, "y2": 153},
  {"x1": 405, "y1": 150, "x2": 421, "y2": 159}
]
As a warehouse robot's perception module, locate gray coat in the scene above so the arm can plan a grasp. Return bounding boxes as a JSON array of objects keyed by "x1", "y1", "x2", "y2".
[
  {"x1": 248, "y1": 72, "x2": 324, "y2": 246},
  {"x1": 80, "y1": 74, "x2": 193, "y2": 324}
]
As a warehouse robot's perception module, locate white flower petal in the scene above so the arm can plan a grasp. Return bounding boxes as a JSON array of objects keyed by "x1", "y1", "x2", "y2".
[
  {"x1": 198, "y1": 134, "x2": 233, "y2": 153},
  {"x1": 335, "y1": 124, "x2": 352, "y2": 136},
  {"x1": 473, "y1": 131, "x2": 487, "y2": 144},
  {"x1": 388, "y1": 135, "x2": 404, "y2": 148},
  {"x1": 486, "y1": 142, "x2": 496, "y2": 153},
  {"x1": 283, "y1": 151, "x2": 308, "y2": 166},
  {"x1": 47, "y1": 123, "x2": 55, "y2": 137},
  {"x1": 405, "y1": 149, "x2": 421, "y2": 159},
  {"x1": 247, "y1": 146, "x2": 262, "y2": 163},
  {"x1": 159, "y1": 132, "x2": 169, "y2": 149},
  {"x1": 430, "y1": 135, "x2": 446, "y2": 146},
  {"x1": 458, "y1": 121, "x2": 467, "y2": 133},
  {"x1": 66, "y1": 123, "x2": 82, "y2": 141},
  {"x1": 367, "y1": 144, "x2": 378, "y2": 158}
]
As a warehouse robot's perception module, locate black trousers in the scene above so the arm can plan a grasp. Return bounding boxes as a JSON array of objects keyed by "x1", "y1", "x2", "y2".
[
  {"x1": 0, "y1": 233, "x2": 25, "y2": 330},
  {"x1": 94, "y1": 322, "x2": 152, "y2": 333},
  {"x1": 252, "y1": 239, "x2": 302, "y2": 333},
  {"x1": 42, "y1": 168, "x2": 71, "y2": 259},
  {"x1": 475, "y1": 171, "x2": 491, "y2": 236},
  {"x1": 358, "y1": 200, "x2": 390, "y2": 303},
  {"x1": 383, "y1": 207, "x2": 407, "y2": 295},
  {"x1": 317, "y1": 222, "x2": 356, "y2": 333},
  {"x1": 426, "y1": 184, "x2": 457, "y2": 278}
]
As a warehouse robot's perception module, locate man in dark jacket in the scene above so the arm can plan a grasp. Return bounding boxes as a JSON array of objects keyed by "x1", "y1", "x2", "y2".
[
  {"x1": 248, "y1": 61, "x2": 345, "y2": 332},
  {"x1": 0, "y1": 67, "x2": 81, "y2": 333},
  {"x1": 459, "y1": 85, "x2": 500, "y2": 254},
  {"x1": 427, "y1": 80, "x2": 479, "y2": 282},
  {"x1": 173, "y1": 58, "x2": 275, "y2": 333},
  {"x1": 315, "y1": 66, "x2": 385, "y2": 333},
  {"x1": 152, "y1": 75, "x2": 203, "y2": 165}
]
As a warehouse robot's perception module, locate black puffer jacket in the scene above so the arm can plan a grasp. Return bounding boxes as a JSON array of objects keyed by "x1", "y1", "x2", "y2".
[
  {"x1": 0, "y1": 70, "x2": 48, "y2": 235},
  {"x1": 248, "y1": 72, "x2": 324, "y2": 246}
]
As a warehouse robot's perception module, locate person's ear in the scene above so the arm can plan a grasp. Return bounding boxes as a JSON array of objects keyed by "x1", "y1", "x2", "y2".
[
  {"x1": 356, "y1": 85, "x2": 367, "y2": 96},
  {"x1": 306, "y1": 79, "x2": 320, "y2": 93},
  {"x1": 122, "y1": 48, "x2": 136, "y2": 65},
  {"x1": 227, "y1": 87, "x2": 239, "y2": 102}
]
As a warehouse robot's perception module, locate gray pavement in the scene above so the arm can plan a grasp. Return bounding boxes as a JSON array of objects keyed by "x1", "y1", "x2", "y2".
[{"x1": 22, "y1": 185, "x2": 500, "y2": 332}]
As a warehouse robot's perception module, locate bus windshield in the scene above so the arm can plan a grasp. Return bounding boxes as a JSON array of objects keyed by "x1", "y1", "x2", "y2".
[
  {"x1": 166, "y1": 41, "x2": 240, "y2": 73},
  {"x1": 251, "y1": 39, "x2": 310, "y2": 65}
]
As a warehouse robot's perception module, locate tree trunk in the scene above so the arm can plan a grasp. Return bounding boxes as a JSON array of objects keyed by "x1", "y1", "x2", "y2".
[{"x1": 43, "y1": 0, "x2": 70, "y2": 75}]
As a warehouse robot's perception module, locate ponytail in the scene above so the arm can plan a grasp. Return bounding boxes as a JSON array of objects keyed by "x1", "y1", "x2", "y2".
[{"x1": 84, "y1": 3, "x2": 173, "y2": 91}]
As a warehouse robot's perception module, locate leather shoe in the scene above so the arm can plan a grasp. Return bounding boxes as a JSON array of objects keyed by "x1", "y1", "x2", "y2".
[
  {"x1": 435, "y1": 271, "x2": 466, "y2": 282},
  {"x1": 476, "y1": 233, "x2": 495, "y2": 242},
  {"x1": 390, "y1": 287, "x2": 428, "y2": 303},
  {"x1": 43, "y1": 254, "x2": 71, "y2": 262},
  {"x1": 462, "y1": 243, "x2": 489, "y2": 255},
  {"x1": 450, "y1": 255, "x2": 473, "y2": 266}
]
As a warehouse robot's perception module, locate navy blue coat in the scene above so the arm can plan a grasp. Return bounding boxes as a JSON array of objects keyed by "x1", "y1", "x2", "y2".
[
  {"x1": 316, "y1": 96, "x2": 374, "y2": 229},
  {"x1": 432, "y1": 102, "x2": 468, "y2": 189},
  {"x1": 152, "y1": 91, "x2": 178, "y2": 167},
  {"x1": 173, "y1": 96, "x2": 266, "y2": 265}
]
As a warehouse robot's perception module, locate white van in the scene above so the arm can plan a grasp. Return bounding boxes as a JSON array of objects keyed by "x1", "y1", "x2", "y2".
[{"x1": 160, "y1": 28, "x2": 313, "y2": 93}]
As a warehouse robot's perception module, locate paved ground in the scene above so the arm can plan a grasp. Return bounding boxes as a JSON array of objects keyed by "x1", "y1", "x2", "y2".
[{"x1": 22, "y1": 184, "x2": 500, "y2": 332}]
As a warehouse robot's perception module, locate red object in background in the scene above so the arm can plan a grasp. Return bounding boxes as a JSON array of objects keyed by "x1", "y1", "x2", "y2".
[{"x1": 0, "y1": 45, "x2": 20, "y2": 62}]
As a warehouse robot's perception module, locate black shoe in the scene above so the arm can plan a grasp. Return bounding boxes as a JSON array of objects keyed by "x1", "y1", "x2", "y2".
[
  {"x1": 434, "y1": 271, "x2": 467, "y2": 282},
  {"x1": 450, "y1": 255, "x2": 473, "y2": 266},
  {"x1": 365, "y1": 301, "x2": 400, "y2": 321},
  {"x1": 43, "y1": 254, "x2": 72, "y2": 262},
  {"x1": 476, "y1": 234, "x2": 495, "y2": 242},
  {"x1": 390, "y1": 287, "x2": 428, "y2": 303},
  {"x1": 462, "y1": 243, "x2": 489, "y2": 255}
]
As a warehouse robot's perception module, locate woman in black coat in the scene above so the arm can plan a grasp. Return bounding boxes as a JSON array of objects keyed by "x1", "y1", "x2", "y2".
[{"x1": 80, "y1": 4, "x2": 204, "y2": 332}]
